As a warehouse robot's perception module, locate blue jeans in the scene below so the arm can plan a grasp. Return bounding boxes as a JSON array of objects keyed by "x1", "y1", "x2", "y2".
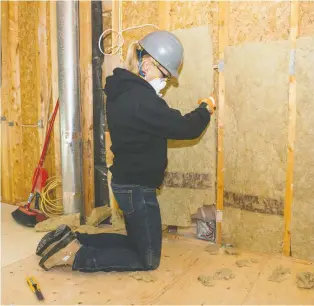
[{"x1": 72, "y1": 183, "x2": 162, "y2": 272}]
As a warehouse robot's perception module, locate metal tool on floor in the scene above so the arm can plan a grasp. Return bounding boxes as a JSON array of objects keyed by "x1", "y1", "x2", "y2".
[{"x1": 26, "y1": 276, "x2": 45, "y2": 301}]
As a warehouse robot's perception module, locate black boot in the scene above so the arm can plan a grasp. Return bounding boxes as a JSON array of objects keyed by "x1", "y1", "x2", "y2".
[{"x1": 36, "y1": 224, "x2": 72, "y2": 257}]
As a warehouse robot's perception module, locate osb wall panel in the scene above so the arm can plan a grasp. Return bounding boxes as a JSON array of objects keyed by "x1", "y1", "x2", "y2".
[
  {"x1": 169, "y1": 1, "x2": 218, "y2": 60},
  {"x1": 169, "y1": 1, "x2": 219, "y2": 101},
  {"x1": 19, "y1": 2, "x2": 40, "y2": 199},
  {"x1": 291, "y1": 37, "x2": 314, "y2": 261},
  {"x1": 157, "y1": 25, "x2": 215, "y2": 226},
  {"x1": 11, "y1": 1, "x2": 55, "y2": 203},
  {"x1": 228, "y1": 1, "x2": 290, "y2": 46},
  {"x1": 122, "y1": 1, "x2": 158, "y2": 60},
  {"x1": 300, "y1": 1, "x2": 314, "y2": 37},
  {"x1": 222, "y1": 41, "x2": 290, "y2": 253}
]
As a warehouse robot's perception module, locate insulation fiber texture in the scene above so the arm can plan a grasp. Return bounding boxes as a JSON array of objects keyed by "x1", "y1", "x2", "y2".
[
  {"x1": 291, "y1": 37, "x2": 314, "y2": 261},
  {"x1": 157, "y1": 25, "x2": 216, "y2": 227},
  {"x1": 223, "y1": 41, "x2": 290, "y2": 253}
]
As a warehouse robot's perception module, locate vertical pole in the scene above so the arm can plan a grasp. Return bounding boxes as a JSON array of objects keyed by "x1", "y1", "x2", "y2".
[
  {"x1": 283, "y1": 1, "x2": 299, "y2": 256},
  {"x1": 80, "y1": 0, "x2": 95, "y2": 216},
  {"x1": 216, "y1": 1, "x2": 229, "y2": 245},
  {"x1": 57, "y1": 1, "x2": 84, "y2": 218}
]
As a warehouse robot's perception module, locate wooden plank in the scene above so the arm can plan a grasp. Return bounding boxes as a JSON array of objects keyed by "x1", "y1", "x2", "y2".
[
  {"x1": 158, "y1": 1, "x2": 171, "y2": 30},
  {"x1": 79, "y1": 0, "x2": 95, "y2": 217},
  {"x1": 49, "y1": 1, "x2": 61, "y2": 182},
  {"x1": 38, "y1": 2, "x2": 49, "y2": 140},
  {"x1": 1, "y1": 1, "x2": 13, "y2": 203},
  {"x1": 283, "y1": 1, "x2": 300, "y2": 257},
  {"x1": 35, "y1": 2, "x2": 47, "y2": 152},
  {"x1": 8, "y1": 2, "x2": 24, "y2": 203},
  {"x1": 107, "y1": 0, "x2": 122, "y2": 217},
  {"x1": 216, "y1": 2, "x2": 229, "y2": 245}
]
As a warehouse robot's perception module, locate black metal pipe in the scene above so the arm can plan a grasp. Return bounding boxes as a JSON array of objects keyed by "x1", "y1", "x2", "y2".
[{"x1": 91, "y1": 1, "x2": 109, "y2": 207}]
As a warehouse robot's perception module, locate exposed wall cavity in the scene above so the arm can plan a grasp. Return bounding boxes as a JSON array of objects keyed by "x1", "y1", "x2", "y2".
[
  {"x1": 157, "y1": 25, "x2": 216, "y2": 227},
  {"x1": 222, "y1": 40, "x2": 290, "y2": 253},
  {"x1": 291, "y1": 37, "x2": 314, "y2": 261}
]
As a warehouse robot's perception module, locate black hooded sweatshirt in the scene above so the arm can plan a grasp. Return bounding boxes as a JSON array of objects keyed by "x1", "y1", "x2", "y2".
[{"x1": 105, "y1": 68, "x2": 211, "y2": 188}]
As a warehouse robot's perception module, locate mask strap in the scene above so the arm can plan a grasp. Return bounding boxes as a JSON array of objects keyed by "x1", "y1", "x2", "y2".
[{"x1": 137, "y1": 49, "x2": 146, "y2": 77}]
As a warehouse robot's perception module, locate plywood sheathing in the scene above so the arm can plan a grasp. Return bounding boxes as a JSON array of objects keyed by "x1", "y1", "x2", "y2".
[
  {"x1": 222, "y1": 40, "x2": 290, "y2": 253},
  {"x1": 300, "y1": 1, "x2": 314, "y2": 37},
  {"x1": 228, "y1": 1, "x2": 290, "y2": 46},
  {"x1": 291, "y1": 37, "x2": 314, "y2": 261},
  {"x1": 18, "y1": 2, "x2": 39, "y2": 201},
  {"x1": 122, "y1": 1, "x2": 159, "y2": 59}
]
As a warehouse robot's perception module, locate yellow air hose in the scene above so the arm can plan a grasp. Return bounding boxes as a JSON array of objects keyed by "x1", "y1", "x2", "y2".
[{"x1": 39, "y1": 176, "x2": 63, "y2": 218}]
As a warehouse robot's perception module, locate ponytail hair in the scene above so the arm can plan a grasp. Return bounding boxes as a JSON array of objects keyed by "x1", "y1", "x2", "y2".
[{"x1": 125, "y1": 41, "x2": 141, "y2": 75}]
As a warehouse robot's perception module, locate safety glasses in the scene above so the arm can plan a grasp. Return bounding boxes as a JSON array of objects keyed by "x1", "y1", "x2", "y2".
[{"x1": 155, "y1": 65, "x2": 170, "y2": 81}]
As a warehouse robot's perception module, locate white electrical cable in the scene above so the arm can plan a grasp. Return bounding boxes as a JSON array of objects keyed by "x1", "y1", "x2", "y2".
[{"x1": 98, "y1": 24, "x2": 159, "y2": 56}]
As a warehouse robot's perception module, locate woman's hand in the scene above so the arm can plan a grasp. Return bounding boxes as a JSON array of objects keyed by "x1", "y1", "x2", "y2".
[{"x1": 197, "y1": 96, "x2": 216, "y2": 114}]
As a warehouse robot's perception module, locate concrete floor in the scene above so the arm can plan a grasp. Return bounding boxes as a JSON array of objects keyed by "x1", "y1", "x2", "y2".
[{"x1": 1, "y1": 203, "x2": 314, "y2": 305}]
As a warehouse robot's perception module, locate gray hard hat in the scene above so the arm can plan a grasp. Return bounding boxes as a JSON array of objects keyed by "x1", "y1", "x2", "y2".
[{"x1": 138, "y1": 31, "x2": 184, "y2": 79}]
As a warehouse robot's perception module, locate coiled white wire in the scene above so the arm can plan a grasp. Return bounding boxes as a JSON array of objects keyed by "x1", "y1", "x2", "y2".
[{"x1": 98, "y1": 24, "x2": 159, "y2": 56}]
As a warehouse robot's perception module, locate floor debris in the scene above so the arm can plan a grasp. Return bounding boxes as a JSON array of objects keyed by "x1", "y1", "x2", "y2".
[
  {"x1": 86, "y1": 206, "x2": 111, "y2": 226},
  {"x1": 129, "y1": 272, "x2": 157, "y2": 283},
  {"x1": 213, "y1": 268, "x2": 235, "y2": 280},
  {"x1": 34, "y1": 206, "x2": 112, "y2": 232},
  {"x1": 224, "y1": 247, "x2": 240, "y2": 256},
  {"x1": 296, "y1": 272, "x2": 314, "y2": 289},
  {"x1": 251, "y1": 258, "x2": 260, "y2": 264},
  {"x1": 268, "y1": 266, "x2": 291, "y2": 283},
  {"x1": 236, "y1": 260, "x2": 250, "y2": 268},
  {"x1": 198, "y1": 275, "x2": 215, "y2": 287},
  {"x1": 204, "y1": 244, "x2": 221, "y2": 255}
]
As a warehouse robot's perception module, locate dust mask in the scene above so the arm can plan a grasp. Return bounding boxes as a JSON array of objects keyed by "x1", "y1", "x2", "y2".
[{"x1": 149, "y1": 78, "x2": 167, "y2": 96}]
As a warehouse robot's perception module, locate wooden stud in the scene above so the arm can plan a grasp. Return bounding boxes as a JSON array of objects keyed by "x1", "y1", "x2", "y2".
[
  {"x1": 38, "y1": 2, "x2": 50, "y2": 139},
  {"x1": 1, "y1": 1, "x2": 13, "y2": 203},
  {"x1": 79, "y1": 0, "x2": 95, "y2": 217},
  {"x1": 158, "y1": 1, "x2": 171, "y2": 30},
  {"x1": 111, "y1": 0, "x2": 122, "y2": 63},
  {"x1": 106, "y1": 0, "x2": 123, "y2": 217},
  {"x1": 216, "y1": 1, "x2": 229, "y2": 245},
  {"x1": 35, "y1": 2, "x2": 48, "y2": 152},
  {"x1": 50, "y1": 1, "x2": 61, "y2": 182},
  {"x1": 8, "y1": 2, "x2": 24, "y2": 203},
  {"x1": 283, "y1": 1, "x2": 300, "y2": 257}
]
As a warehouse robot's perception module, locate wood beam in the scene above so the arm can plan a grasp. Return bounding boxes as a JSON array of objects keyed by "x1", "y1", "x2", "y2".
[
  {"x1": 8, "y1": 2, "x2": 24, "y2": 203},
  {"x1": 79, "y1": 0, "x2": 95, "y2": 217},
  {"x1": 1, "y1": 1, "x2": 13, "y2": 203},
  {"x1": 50, "y1": 1, "x2": 61, "y2": 182},
  {"x1": 283, "y1": 1, "x2": 300, "y2": 257},
  {"x1": 37, "y1": 2, "x2": 49, "y2": 151},
  {"x1": 216, "y1": 1, "x2": 229, "y2": 245},
  {"x1": 106, "y1": 0, "x2": 123, "y2": 225}
]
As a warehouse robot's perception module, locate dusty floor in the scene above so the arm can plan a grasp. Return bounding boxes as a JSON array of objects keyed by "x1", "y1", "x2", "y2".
[{"x1": 1, "y1": 203, "x2": 314, "y2": 305}]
